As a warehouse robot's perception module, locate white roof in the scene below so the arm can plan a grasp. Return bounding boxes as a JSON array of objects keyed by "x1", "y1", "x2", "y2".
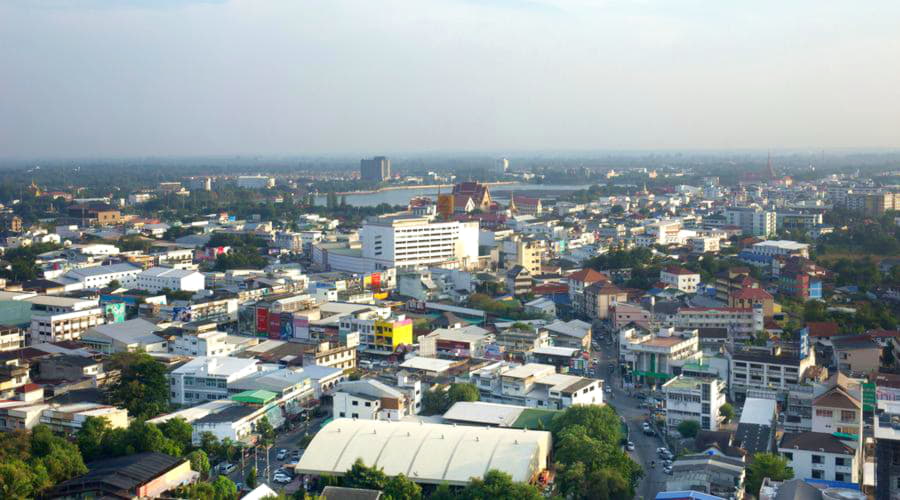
[
  {"x1": 427, "y1": 325, "x2": 490, "y2": 343},
  {"x1": 24, "y1": 295, "x2": 98, "y2": 308},
  {"x1": 64, "y1": 263, "x2": 141, "y2": 278},
  {"x1": 502, "y1": 363, "x2": 555, "y2": 379},
  {"x1": 140, "y1": 266, "x2": 202, "y2": 278},
  {"x1": 442, "y1": 401, "x2": 525, "y2": 427},
  {"x1": 753, "y1": 240, "x2": 810, "y2": 250},
  {"x1": 295, "y1": 418, "x2": 552, "y2": 486},
  {"x1": 399, "y1": 356, "x2": 455, "y2": 373},
  {"x1": 85, "y1": 319, "x2": 161, "y2": 345},
  {"x1": 739, "y1": 398, "x2": 777, "y2": 426},
  {"x1": 531, "y1": 346, "x2": 579, "y2": 357},
  {"x1": 146, "y1": 400, "x2": 235, "y2": 425},
  {"x1": 171, "y1": 356, "x2": 258, "y2": 377},
  {"x1": 241, "y1": 484, "x2": 279, "y2": 500}
]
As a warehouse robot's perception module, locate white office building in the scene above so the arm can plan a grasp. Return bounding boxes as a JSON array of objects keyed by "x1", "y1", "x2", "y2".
[
  {"x1": 136, "y1": 267, "x2": 205, "y2": 293},
  {"x1": 55, "y1": 263, "x2": 142, "y2": 290},
  {"x1": 168, "y1": 357, "x2": 260, "y2": 406},
  {"x1": 359, "y1": 214, "x2": 480, "y2": 270},
  {"x1": 26, "y1": 296, "x2": 105, "y2": 344},
  {"x1": 663, "y1": 375, "x2": 727, "y2": 431}
]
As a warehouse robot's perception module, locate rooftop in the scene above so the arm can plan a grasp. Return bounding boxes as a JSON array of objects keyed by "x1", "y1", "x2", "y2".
[{"x1": 398, "y1": 356, "x2": 456, "y2": 373}]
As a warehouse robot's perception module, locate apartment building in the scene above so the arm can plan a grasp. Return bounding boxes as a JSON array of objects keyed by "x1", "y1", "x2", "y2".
[
  {"x1": 724, "y1": 207, "x2": 776, "y2": 237},
  {"x1": 875, "y1": 401, "x2": 900, "y2": 499},
  {"x1": 0, "y1": 325, "x2": 25, "y2": 351},
  {"x1": 779, "y1": 432, "x2": 859, "y2": 484},
  {"x1": 812, "y1": 384, "x2": 862, "y2": 438},
  {"x1": 26, "y1": 295, "x2": 105, "y2": 344},
  {"x1": 620, "y1": 327, "x2": 702, "y2": 387},
  {"x1": 689, "y1": 236, "x2": 721, "y2": 254},
  {"x1": 359, "y1": 214, "x2": 480, "y2": 270},
  {"x1": 675, "y1": 306, "x2": 764, "y2": 338},
  {"x1": 740, "y1": 240, "x2": 811, "y2": 267},
  {"x1": 584, "y1": 282, "x2": 627, "y2": 321},
  {"x1": 165, "y1": 326, "x2": 237, "y2": 357},
  {"x1": 660, "y1": 266, "x2": 701, "y2": 293},
  {"x1": 845, "y1": 191, "x2": 898, "y2": 216},
  {"x1": 333, "y1": 378, "x2": 420, "y2": 421},
  {"x1": 729, "y1": 345, "x2": 816, "y2": 402},
  {"x1": 663, "y1": 375, "x2": 727, "y2": 431},
  {"x1": 566, "y1": 268, "x2": 610, "y2": 317},
  {"x1": 168, "y1": 356, "x2": 260, "y2": 405},
  {"x1": 301, "y1": 340, "x2": 357, "y2": 372}
]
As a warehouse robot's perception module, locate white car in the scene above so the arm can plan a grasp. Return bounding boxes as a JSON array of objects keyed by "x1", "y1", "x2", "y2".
[
  {"x1": 219, "y1": 463, "x2": 236, "y2": 475},
  {"x1": 626, "y1": 441, "x2": 635, "y2": 451},
  {"x1": 274, "y1": 474, "x2": 292, "y2": 484}
]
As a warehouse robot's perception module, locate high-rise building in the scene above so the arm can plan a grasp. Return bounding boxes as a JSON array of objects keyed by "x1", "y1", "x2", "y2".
[
  {"x1": 359, "y1": 214, "x2": 479, "y2": 269},
  {"x1": 496, "y1": 158, "x2": 509, "y2": 174},
  {"x1": 360, "y1": 156, "x2": 391, "y2": 182}
]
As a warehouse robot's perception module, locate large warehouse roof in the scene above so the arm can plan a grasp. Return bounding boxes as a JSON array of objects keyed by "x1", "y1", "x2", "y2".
[{"x1": 295, "y1": 418, "x2": 552, "y2": 486}]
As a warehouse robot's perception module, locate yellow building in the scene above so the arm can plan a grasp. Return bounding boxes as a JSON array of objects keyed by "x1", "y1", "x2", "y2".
[{"x1": 373, "y1": 317, "x2": 414, "y2": 351}]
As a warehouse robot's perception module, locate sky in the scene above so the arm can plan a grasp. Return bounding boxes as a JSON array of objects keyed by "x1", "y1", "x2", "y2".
[{"x1": 1, "y1": 0, "x2": 899, "y2": 158}]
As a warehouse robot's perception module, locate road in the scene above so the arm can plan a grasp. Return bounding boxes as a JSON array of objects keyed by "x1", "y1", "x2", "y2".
[{"x1": 592, "y1": 327, "x2": 669, "y2": 500}]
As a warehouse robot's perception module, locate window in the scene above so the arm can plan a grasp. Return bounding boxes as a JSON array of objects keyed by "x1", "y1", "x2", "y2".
[
  {"x1": 840, "y1": 410, "x2": 856, "y2": 423},
  {"x1": 835, "y1": 457, "x2": 846, "y2": 466},
  {"x1": 364, "y1": 402, "x2": 371, "y2": 407},
  {"x1": 812, "y1": 455, "x2": 823, "y2": 464},
  {"x1": 811, "y1": 470, "x2": 823, "y2": 479},
  {"x1": 782, "y1": 452, "x2": 793, "y2": 460},
  {"x1": 351, "y1": 413, "x2": 359, "y2": 418},
  {"x1": 835, "y1": 473, "x2": 846, "y2": 482},
  {"x1": 352, "y1": 400, "x2": 358, "y2": 406},
  {"x1": 816, "y1": 409, "x2": 833, "y2": 417},
  {"x1": 339, "y1": 412, "x2": 345, "y2": 417}
]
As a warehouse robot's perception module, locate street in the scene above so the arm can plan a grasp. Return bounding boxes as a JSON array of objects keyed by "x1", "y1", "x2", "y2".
[{"x1": 593, "y1": 328, "x2": 669, "y2": 500}]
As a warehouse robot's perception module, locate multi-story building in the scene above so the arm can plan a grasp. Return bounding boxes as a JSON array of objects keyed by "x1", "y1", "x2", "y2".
[
  {"x1": 584, "y1": 282, "x2": 627, "y2": 320},
  {"x1": 689, "y1": 236, "x2": 721, "y2": 254},
  {"x1": 470, "y1": 362, "x2": 603, "y2": 410},
  {"x1": 845, "y1": 191, "x2": 898, "y2": 216},
  {"x1": 776, "y1": 256, "x2": 825, "y2": 299},
  {"x1": 332, "y1": 377, "x2": 421, "y2": 421},
  {"x1": 778, "y1": 432, "x2": 859, "y2": 484},
  {"x1": 729, "y1": 287, "x2": 775, "y2": 318},
  {"x1": 724, "y1": 207, "x2": 776, "y2": 237},
  {"x1": 663, "y1": 375, "x2": 727, "y2": 431},
  {"x1": 56, "y1": 263, "x2": 142, "y2": 290},
  {"x1": 343, "y1": 314, "x2": 414, "y2": 354},
  {"x1": 544, "y1": 319, "x2": 592, "y2": 351},
  {"x1": 505, "y1": 265, "x2": 532, "y2": 296},
  {"x1": 168, "y1": 356, "x2": 260, "y2": 406},
  {"x1": 620, "y1": 327, "x2": 702, "y2": 388},
  {"x1": 235, "y1": 175, "x2": 275, "y2": 189},
  {"x1": 301, "y1": 339, "x2": 358, "y2": 372},
  {"x1": 728, "y1": 345, "x2": 816, "y2": 402},
  {"x1": 739, "y1": 240, "x2": 810, "y2": 267},
  {"x1": 875, "y1": 401, "x2": 900, "y2": 499},
  {"x1": 359, "y1": 214, "x2": 480, "y2": 270},
  {"x1": 165, "y1": 325, "x2": 237, "y2": 357},
  {"x1": 0, "y1": 325, "x2": 25, "y2": 351},
  {"x1": 360, "y1": 156, "x2": 391, "y2": 182},
  {"x1": 512, "y1": 238, "x2": 544, "y2": 275},
  {"x1": 419, "y1": 325, "x2": 491, "y2": 359},
  {"x1": 675, "y1": 306, "x2": 764, "y2": 338},
  {"x1": 812, "y1": 384, "x2": 862, "y2": 438},
  {"x1": 26, "y1": 295, "x2": 105, "y2": 344},
  {"x1": 775, "y1": 211, "x2": 824, "y2": 231},
  {"x1": 566, "y1": 268, "x2": 610, "y2": 317},
  {"x1": 660, "y1": 266, "x2": 701, "y2": 293},
  {"x1": 136, "y1": 267, "x2": 205, "y2": 293}
]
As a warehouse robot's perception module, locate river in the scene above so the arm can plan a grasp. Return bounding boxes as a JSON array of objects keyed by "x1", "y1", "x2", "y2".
[{"x1": 314, "y1": 183, "x2": 584, "y2": 207}]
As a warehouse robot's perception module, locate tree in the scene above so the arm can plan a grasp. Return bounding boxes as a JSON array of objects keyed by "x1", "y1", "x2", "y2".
[
  {"x1": 76, "y1": 416, "x2": 111, "y2": 462},
  {"x1": 677, "y1": 420, "x2": 700, "y2": 438},
  {"x1": 199, "y1": 432, "x2": 220, "y2": 458},
  {"x1": 246, "y1": 467, "x2": 258, "y2": 489},
  {"x1": 461, "y1": 469, "x2": 543, "y2": 500},
  {"x1": 884, "y1": 345, "x2": 896, "y2": 368},
  {"x1": 557, "y1": 463, "x2": 632, "y2": 500},
  {"x1": 188, "y1": 450, "x2": 211, "y2": 479},
  {"x1": 746, "y1": 452, "x2": 793, "y2": 495},
  {"x1": 383, "y1": 473, "x2": 422, "y2": 500},
  {"x1": 429, "y1": 483, "x2": 456, "y2": 500},
  {"x1": 254, "y1": 416, "x2": 276, "y2": 447},
  {"x1": 0, "y1": 459, "x2": 35, "y2": 499},
  {"x1": 158, "y1": 417, "x2": 194, "y2": 453},
  {"x1": 342, "y1": 458, "x2": 387, "y2": 490},
  {"x1": 211, "y1": 475, "x2": 238, "y2": 500},
  {"x1": 719, "y1": 403, "x2": 735, "y2": 424},
  {"x1": 107, "y1": 279, "x2": 122, "y2": 289},
  {"x1": 420, "y1": 388, "x2": 450, "y2": 416},
  {"x1": 447, "y1": 383, "x2": 480, "y2": 405},
  {"x1": 106, "y1": 352, "x2": 170, "y2": 419}
]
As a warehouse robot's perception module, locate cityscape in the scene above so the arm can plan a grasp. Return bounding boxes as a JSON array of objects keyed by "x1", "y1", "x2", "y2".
[{"x1": 1, "y1": 2, "x2": 900, "y2": 500}]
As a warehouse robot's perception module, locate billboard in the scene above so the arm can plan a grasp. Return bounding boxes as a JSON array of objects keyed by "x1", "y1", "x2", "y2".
[
  {"x1": 292, "y1": 315, "x2": 310, "y2": 340},
  {"x1": 256, "y1": 307, "x2": 269, "y2": 334}
]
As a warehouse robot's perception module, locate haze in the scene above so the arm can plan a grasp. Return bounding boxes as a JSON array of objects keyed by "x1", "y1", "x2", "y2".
[{"x1": 2, "y1": 0, "x2": 899, "y2": 159}]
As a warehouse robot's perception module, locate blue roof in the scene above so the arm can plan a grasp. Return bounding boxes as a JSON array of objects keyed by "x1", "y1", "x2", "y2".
[
  {"x1": 656, "y1": 492, "x2": 727, "y2": 500},
  {"x1": 804, "y1": 479, "x2": 860, "y2": 490}
]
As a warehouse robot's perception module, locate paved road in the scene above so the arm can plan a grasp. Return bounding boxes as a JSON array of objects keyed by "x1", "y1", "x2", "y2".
[{"x1": 593, "y1": 329, "x2": 669, "y2": 500}]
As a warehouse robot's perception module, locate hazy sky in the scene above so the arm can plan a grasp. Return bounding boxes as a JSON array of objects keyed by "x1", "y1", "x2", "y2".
[{"x1": 2, "y1": 0, "x2": 899, "y2": 158}]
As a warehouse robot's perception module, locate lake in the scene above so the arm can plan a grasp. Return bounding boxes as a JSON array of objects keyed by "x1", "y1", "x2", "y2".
[{"x1": 314, "y1": 183, "x2": 585, "y2": 207}]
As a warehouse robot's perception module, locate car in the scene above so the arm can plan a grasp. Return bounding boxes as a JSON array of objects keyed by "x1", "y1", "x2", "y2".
[
  {"x1": 626, "y1": 441, "x2": 635, "y2": 451},
  {"x1": 276, "y1": 449, "x2": 288, "y2": 460},
  {"x1": 664, "y1": 466, "x2": 673, "y2": 475},
  {"x1": 274, "y1": 474, "x2": 292, "y2": 484},
  {"x1": 219, "y1": 463, "x2": 236, "y2": 474},
  {"x1": 288, "y1": 458, "x2": 300, "y2": 467},
  {"x1": 656, "y1": 447, "x2": 667, "y2": 454},
  {"x1": 292, "y1": 450, "x2": 301, "y2": 459}
]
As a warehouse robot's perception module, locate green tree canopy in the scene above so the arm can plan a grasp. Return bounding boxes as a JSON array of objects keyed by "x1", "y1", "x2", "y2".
[
  {"x1": 677, "y1": 420, "x2": 701, "y2": 438},
  {"x1": 719, "y1": 403, "x2": 735, "y2": 423},
  {"x1": 106, "y1": 352, "x2": 170, "y2": 420},
  {"x1": 460, "y1": 469, "x2": 543, "y2": 500},
  {"x1": 746, "y1": 452, "x2": 793, "y2": 495}
]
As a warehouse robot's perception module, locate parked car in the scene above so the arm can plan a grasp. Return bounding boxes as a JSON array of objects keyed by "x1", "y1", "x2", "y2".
[
  {"x1": 626, "y1": 441, "x2": 635, "y2": 451},
  {"x1": 664, "y1": 466, "x2": 673, "y2": 475},
  {"x1": 219, "y1": 463, "x2": 236, "y2": 474},
  {"x1": 276, "y1": 449, "x2": 288, "y2": 460},
  {"x1": 274, "y1": 473, "x2": 292, "y2": 484}
]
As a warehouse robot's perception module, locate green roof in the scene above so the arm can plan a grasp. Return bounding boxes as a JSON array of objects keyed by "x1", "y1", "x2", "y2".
[
  {"x1": 511, "y1": 408, "x2": 560, "y2": 430},
  {"x1": 231, "y1": 390, "x2": 278, "y2": 405}
]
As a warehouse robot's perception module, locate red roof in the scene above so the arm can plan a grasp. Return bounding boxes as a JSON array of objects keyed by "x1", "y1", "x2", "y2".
[
  {"x1": 806, "y1": 321, "x2": 840, "y2": 338},
  {"x1": 664, "y1": 265, "x2": 697, "y2": 276},
  {"x1": 15, "y1": 383, "x2": 42, "y2": 393},
  {"x1": 679, "y1": 307, "x2": 754, "y2": 313},
  {"x1": 566, "y1": 268, "x2": 609, "y2": 284},
  {"x1": 533, "y1": 283, "x2": 568, "y2": 295},
  {"x1": 867, "y1": 329, "x2": 900, "y2": 338},
  {"x1": 731, "y1": 287, "x2": 773, "y2": 301}
]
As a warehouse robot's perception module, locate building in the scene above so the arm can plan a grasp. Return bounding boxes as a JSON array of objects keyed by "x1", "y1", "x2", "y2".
[
  {"x1": 136, "y1": 266, "x2": 205, "y2": 293},
  {"x1": 67, "y1": 203, "x2": 123, "y2": 226},
  {"x1": 777, "y1": 257, "x2": 825, "y2": 300},
  {"x1": 728, "y1": 287, "x2": 775, "y2": 318},
  {"x1": 665, "y1": 453, "x2": 746, "y2": 500},
  {"x1": 356, "y1": 316, "x2": 413, "y2": 354},
  {"x1": 360, "y1": 156, "x2": 391, "y2": 182},
  {"x1": 724, "y1": 207, "x2": 776, "y2": 237},
  {"x1": 620, "y1": 327, "x2": 702, "y2": 387},
  {"x1": 470, "y1": 362, "x2": 603, "y2": 409},
  {"x1": 37, "y1": 353, "x2": 105, "y2": 382},
  {"x1": 359, "y1": 214, "x2": 480, "y2": 270},
  {"x1": 235, "y1": 175, "x2": 275, "y2": 189},
  {"x1": 301, "y1": 340, "x2": 357, "y2": 372},
  {"x1": 875, "y1": 401, "x2": 900, "y2": 499},
  {"x1": 566, "y1": 268, "x2": 609, "y2": 317},
  {"x1": 505, "y1": 265, "x2": 533, "y2": 296},
  {"x1": 661, "y1": 266, "x2": 701, "y2": 294},
  {"x1": 690, "y1": 236, "x2": 721, "y2": 254},
  {"x1": 832, "y1": 335, "x2": 881, "y2": 376},
  {"x1": 663, "y1": 375, "x2": 727, "y2": 431},
  {"x1": 735, "y1": 398, "x2": 777, "y2": 455},
  {"x1": 332, "y1": 377, "x2": 420, "y2": 421},
  {"x1": 812, "y1": 384, "x2": 862, "y2": 437},
  {"x1": 509, "y1": 194, "x2": 542, "y2": 216},
  {"x1": 26, "y1": 295, "x2": 105, "y2": 344},
  {"x1": 295, "y1": 418, "x2": 552, "y2": 486},
  {"x1": 165, "y1": 325, "x2": 238, "y2": 357},
  {"x1": 740, "y1": 240, "x2": 810, "y2": 267},
  {"x1": 419, "y1": 325, "x2": 491, "y2": 359},
  {"x1": 50, "y1": 452, "x2": 195, "y2": 499},
  {"x1": 56, "y1": 263, "x2": 142, "y2": 290},
  {"x1": 675, "y1": 306, "x2": 764, "y2": 338},
  {"x1": 40, "y1": 402, "x2": 129, "y2": 434},
  {"x1": 168, "y1": 356, "x2": 260, "y2": 406},
  {"x1": 0, "y1": 324, "x2": 25, "y2": 351},
  {"x1": 80, "y1": 318, "x2": 165, "y2": 354},
  {"x1": 729, "y1": 345, "x2": 815, "y2": 402},
  {"x1": 583, "y1": 282, "x2": 627, "y2": 321},
  {"x1": 544, "y1": 319, "x2": 592, "y2": 351},
  {"x1": 778, "y1": 432, "x2": 859, "y2": 484},
  {"x1": 845, "y1": 191, "x2": 898, "y2": 216},
  {"x1": 512, "y1": 238, "x2": 544, "y2": 275},
  {"x1": 451, "y1": 182, "x2": 492, "y2": 212}
]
